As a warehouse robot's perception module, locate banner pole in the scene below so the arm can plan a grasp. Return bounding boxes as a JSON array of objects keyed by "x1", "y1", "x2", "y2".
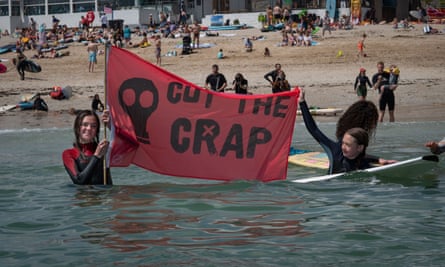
[{"x1": 103, "y1": 43, "x2": 110, "y2": 185}]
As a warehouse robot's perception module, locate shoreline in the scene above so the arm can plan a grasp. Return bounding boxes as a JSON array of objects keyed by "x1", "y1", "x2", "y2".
[{"x1": 1, "y1": 24, "x2": 445, "y2": 130}]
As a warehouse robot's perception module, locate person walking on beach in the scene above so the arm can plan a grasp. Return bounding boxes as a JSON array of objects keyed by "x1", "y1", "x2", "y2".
[
  {"x1": 154, "y1": 35, "x2": 161, "y2": 66},
  {"x1": 63, "y1": 110, "x2": 112, "y2": 185},
  {"x1": 357, "y1": 33, "x2": 367, "y2": 59},
  {"x1": 87, "y1": 37, "x2": 98, "y2": 72},
  {"x1": 264, "y1": 63, "x2": 287, "y2": 93},
  {"x1": 14, "y1": 50, "x2": 27, "y2": 80},
  {"x1": 354, "y1": 67, "x2": 372, "y2": 101},
  {"x1": 205, "y1": 64, "x2": 227, "y2": 92}
]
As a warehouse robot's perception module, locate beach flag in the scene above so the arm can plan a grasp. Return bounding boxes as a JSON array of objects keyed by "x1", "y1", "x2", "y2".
[
  {"x1": 106, "y1": 46, "x2": 300, "y2": 182},
  {"x1": 104, "y1": 6, "x2": 112, "y2": 14}
]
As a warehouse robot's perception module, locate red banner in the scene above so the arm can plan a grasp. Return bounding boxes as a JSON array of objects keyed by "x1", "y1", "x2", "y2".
[{"x1": 106, "y1": 47, "x2": 300, "y2": 182}]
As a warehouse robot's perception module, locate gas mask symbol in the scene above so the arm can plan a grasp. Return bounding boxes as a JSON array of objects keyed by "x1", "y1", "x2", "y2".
[{"x1": 118, "y1": 78, "x2": 159, "y2": 144}]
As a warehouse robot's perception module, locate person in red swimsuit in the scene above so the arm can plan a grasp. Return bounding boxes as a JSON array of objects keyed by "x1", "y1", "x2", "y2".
[{"x1": 63, "y1": 109, "x2": 112, "y2": 185}]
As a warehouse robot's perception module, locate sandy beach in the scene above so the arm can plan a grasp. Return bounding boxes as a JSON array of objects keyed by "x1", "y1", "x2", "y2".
[{"x1": 0, "y1": 23, "x2": 444, "y2": 129}]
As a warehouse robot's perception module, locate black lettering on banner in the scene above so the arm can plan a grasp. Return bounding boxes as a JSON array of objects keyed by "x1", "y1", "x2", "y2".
[
  {"x1": 171, "y1": 118, "x2": 191, "y2": 153},
  {"x1": 238, "y1": 99, "x2": 246, "y2": 114},
  {"x1": 220, "y1": 124, "x2": 243, "y2": 158},
  {"x1": 167, "y1": 82, "x2": 182, "y2": 103},
  {"x1": 273, "y1": 96, "x2": 290, "y2": 118},
  {"x1": 167, "y1": 82, "x2": 200, "y2": 104},
  {"x1": 193, "y1": 119, "x2": 219, "y2": 155},
  {"x1": 253, "y1": 97, "x2": 273, "y2": 116},
  {"x1": 183, "y1": 85, "x2": 200, "y2": 102},
  {"x1": 205, "y1": 93, "x2": 213, "y2": 109},
  {"x1": 247, "y1": 127, "x2": 272, "y2": 158}
]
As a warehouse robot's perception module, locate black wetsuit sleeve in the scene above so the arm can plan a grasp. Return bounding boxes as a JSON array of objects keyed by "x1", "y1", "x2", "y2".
[
  {"x1": 366, "y1": 77, "x2": 372, "y2": 87},
  {"x1": 300, "y1": 100, "x2": 338, "y2": 173},
  {"x1": 62, "y1": 149, "x2": 112, "y2": 185},
  {"x1": 264, "y1": 71, "x2": 274, "y2": 83},
  {"x1": 354, "y1": 76, "x2": 359, "y2": 89},
  {"x1": 365, "y1": 153, "x2": 379, "y2": 164},
  {"x1": 63, "y1": 152, "x2": 100, "y2": 185}
]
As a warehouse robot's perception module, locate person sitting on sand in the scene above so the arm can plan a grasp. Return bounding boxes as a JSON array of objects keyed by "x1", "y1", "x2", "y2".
[
  {"x1": 131, "y1": 32, "x2": 150, "y2": 48},
  {"x1": 303, "y1": 30, "x2": 312, "y2": 46},
  {"x1": 217, "y1": 49, "x2": 224, "y2": 59},
  {"x1": 244, "y1": 37, "x2": 253, "y2": 52},
  {"x1": 33, "y1": 93, "x2": 48, "y2": 112},
  {"x1": 264, "y1": 47, "x2": 271, "y2": 57},
  {"x1": 425, "y1": 138, "x2": 445, "y2": 155}
]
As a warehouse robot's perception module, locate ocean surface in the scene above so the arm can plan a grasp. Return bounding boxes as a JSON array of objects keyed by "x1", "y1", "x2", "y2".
[{"x1": 0, "y1": 121, "x2": 444, "y2": 267}]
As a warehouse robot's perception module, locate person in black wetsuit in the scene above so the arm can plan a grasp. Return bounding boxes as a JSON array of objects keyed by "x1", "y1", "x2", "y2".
[
  {"x1": 62, "y1": 109, "x2": 112, "y2": 185},
  {"x1": 33, "y1": 93, "x2": 48, "y2": 111},
  {"x1": 91, "y1": 94, "x2": 104, "y2": 113},
  {"x1": 264, "y1": 63, "x2": 287, "y2": 93},
  {"x1": 232, "y1": 73, "x2": 248, "y2": 94},
  {"x1": 372, "y1": 61, "x2": 394, "y2": 122},
  {"x1": 299, "y1": 89, "x2": 396, "y2": 174}
]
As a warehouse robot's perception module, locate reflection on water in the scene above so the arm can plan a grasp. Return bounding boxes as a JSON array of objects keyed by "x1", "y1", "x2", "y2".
[
  {"x1": 1, "y1": 122, "x2": 445, "y2": 266},
  {"x1": 75, "y1": 183, "x2": 310, "y2": 254}
]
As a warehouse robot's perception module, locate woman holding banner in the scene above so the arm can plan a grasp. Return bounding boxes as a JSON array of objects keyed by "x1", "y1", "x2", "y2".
[{"x1": 63, "y1": 110, "x2": 112, "y2": 185}]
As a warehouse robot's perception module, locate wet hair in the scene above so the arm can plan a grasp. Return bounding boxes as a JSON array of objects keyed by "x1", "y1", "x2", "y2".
[
  {"x1": 345, "y1": 127, "x2": 369, "y2": 158},
  {"x1": 73, "y1": 110, "x2": 100, "y2": 148},
  {"x1": 212, "y1": 64, "x2": 219, "y2": 71},
  {"x1": 234, "y1": 73, "x2": 244, "y2": 81},
  {"x1": 336, "y1": 100, "x2": 378, "y2": 140},
  {"x1": 346, "y1": 127, "x2": 369, "y2": 147}
]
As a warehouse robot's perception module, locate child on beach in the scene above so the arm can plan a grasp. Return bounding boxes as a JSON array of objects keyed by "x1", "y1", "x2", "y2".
[
  {"x1": 383, "y1": 65, "x2": 399, "y2": 91},
  {"x1": 87, "y1": 37, "x2": 98, "y2": 72},
  {"x1": 357, "y1": 33, "x2": 367, "y2": 58},
  {"x1": 217, "y1": 49, "x2": 224, "y2": 59},
  {"x1": 354, "y1": 68, "x2": 372, "y2": 101},
  {"x1": 154, "y1": 35, "x2": 161, "y2": 65}
]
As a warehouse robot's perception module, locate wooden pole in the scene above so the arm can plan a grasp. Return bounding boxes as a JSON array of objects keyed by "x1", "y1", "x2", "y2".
[{"x1": 103, "y1": 43, "x2": 110, "y2": 185}]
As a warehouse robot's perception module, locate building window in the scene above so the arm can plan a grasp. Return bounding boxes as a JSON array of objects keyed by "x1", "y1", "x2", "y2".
[
  {"x1": 0, "y1": 0, "x2": 7, "y2": 15},
  {"x1": 48, "y1": 3, "x2": 70, "y2": 14},
  {"x1": 73, "y1": 1, "x2": 95, "y2": 12}
]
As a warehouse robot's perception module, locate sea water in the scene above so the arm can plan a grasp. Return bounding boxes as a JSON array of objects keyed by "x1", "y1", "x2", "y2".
[{"x1": 0, "y1": 121, "x2": 444, "y2": 266}]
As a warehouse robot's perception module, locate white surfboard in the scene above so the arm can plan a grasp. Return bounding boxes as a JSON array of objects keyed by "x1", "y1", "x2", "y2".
[
  {"x1": 292, "y1": 155, "x2": 439, "y2": 183},
  {"x1": 0, "y1": 104, "x2": 17, "y2": 113},
  {"x1": 296, "y1": 108, "x2": 343, "y2": 116}
]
